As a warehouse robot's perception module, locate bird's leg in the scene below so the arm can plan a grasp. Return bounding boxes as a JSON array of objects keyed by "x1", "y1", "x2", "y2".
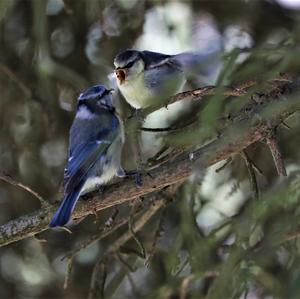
[
  {"x1": 81, "y1": 184, "x2": 106, "y2": 200},
  {"x1": 96, "y1": 185, "x2": 106, "y2": 194},
  {"x1": 133, "y1": 111, "x2": 145, "y2": 187},
  {"x1": 124, "y1": 170, "x2": 143, "y2": 187},
  {"x1": 125, "y1": 108, "x2": 145, "y2": 187}
]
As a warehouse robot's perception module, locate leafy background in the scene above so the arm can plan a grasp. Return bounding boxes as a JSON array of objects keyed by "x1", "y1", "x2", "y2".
[{"x1": 0, "y1": 0, "x2": 300, "y2": 298}]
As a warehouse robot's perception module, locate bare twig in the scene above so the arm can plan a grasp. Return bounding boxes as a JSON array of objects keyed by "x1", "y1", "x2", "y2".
[
  {"x1": 88, "y1": 258, "x2": 107, "y2": 299},
  {"x1": 140, "y1": 126, "x2": 179, "y2": 132},
  {"x1": 116, "y1": 252, "x2": 137, "y2": 272},
  {"x1": 63, "y1": 257, "x2": 74, "y2": 290},
  {"x1": 0, "y1": 172, "x2": 49, "y2": 208},
  {"x1": 180, "y1": 275, "x2": 195, "y2": 299},
  {"x1": 103, "y1": 256, "x2": 137, "y2": 299},
  {"x1": 265, "y1": 130, "x2": 287, "y2": 177},
  {"x1": 145, "y1": 206, "x2": 167, "y2": 267},
  {"x1": 215, "y1": 158, "x2": 233, "y2": 173},
  {"x1": 128, "y1": 213, "x2": 146, "y2": 259},
  {"x1": 241, "y1": 151, "x2": 259, "y2": 199},
  {"x1": 63, "y1": 218, "x2": 129, "y2": 260},
  {"x1": 107, "y1": 196, "x2": 165, "y2": 254},
  {"x1": 162, "y1": 73, "x2": 292, "y2": 108},
  {"x1": 0, "y1": 63, "x2": 32, "y2": 98},
  {"x1": 64, "y1": 196, "x2": 158, "y2": 261}
]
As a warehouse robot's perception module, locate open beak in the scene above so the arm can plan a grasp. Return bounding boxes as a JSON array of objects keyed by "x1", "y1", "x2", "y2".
[{"x1": 115, "y1": 68, "x2": 127, "y2": 84}]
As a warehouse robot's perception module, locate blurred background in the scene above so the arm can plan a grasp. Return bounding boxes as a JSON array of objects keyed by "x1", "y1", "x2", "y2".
[{"x1": 1, "y1": 0, "x2": 300, "y2": 298}]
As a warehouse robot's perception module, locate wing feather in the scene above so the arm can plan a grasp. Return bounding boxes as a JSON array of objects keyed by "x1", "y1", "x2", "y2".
[{"x1": 63, "y1": 113, "x2": 119, "y2": 195}]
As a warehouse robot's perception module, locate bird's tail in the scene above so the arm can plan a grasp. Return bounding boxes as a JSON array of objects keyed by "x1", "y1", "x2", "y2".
[{"x1": 49, "y1": 187, "x2": 82, "y2": 227}]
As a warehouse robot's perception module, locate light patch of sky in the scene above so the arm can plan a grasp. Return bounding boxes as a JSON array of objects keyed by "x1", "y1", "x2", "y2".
[
  {"x1": 276, "y1": 0, "x2": 300, "y2": 9},
  {"x1": 46, "y1": 0, "x2": 64, "y2": 16},
  {"x1": 223, "y1": 25, "x2": 253, "y2": 63},
  {"x1": 135, "y1": 2, "x2": 192, "y2": 53},
  {"x1": 40, "y1": 139, "x2": 67, "y2": 167},
  {"x1": 196, "y1": 162, "x2": 251, "y2": 235},
  {"x1": 75, "y1": 242, "x2": 101, "y2": 264},
  {"x1": 85, "y1": 22, "x2": 103, "y2": 65},
  {"x1": 116, "y1": 0, "x2": 139, "y2": 10}
]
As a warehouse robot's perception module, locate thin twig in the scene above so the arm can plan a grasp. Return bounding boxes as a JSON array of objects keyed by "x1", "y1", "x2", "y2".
[
  {"x1": 265, "y1": 130, "x2": 287, "y2": 177},
  {"x1": 103, "y1": 256, "x2": 137, "y2": 299},
  {"x1": 0, "y1": 171, "x2": 49, "y2": 208},
  {"x1": 180, "y1": 275, "x2": 195, "y2": 299},
  {"x1": 163, "y1": 73, "x2": 292, "y2": 108},
  {"x1": 128, "y1": 214, "x2": 146, "y2": 259},
  {"x1": 145, "y1": 206, "x2": 167, "y2": 267},
  {"x1": 88, "y1": 258, "x2": 107, "y2": 299},
  {"x1": 0, "y1": 63, "x2": 32, "y2": 98},
  {"x1": 116, "y1": 252, "x2": 137, "y2": 272},
  {"x1": 215, "y1": 158, "x2": 233, "y2": 173},
  {"x1": 63, "y1": 257, "x2": 74, "y2": 290},
  {"x1": 140, "y1": 126, "x2": 179, "y2": 132},
  {"x1": 63, "y1": 218, "x2": 129, "y2": 260},
  {"x1": 241, "y1": 151, "x2": 259, "y2": 199},
  {"x1": 126, "y1": 272, "x2": 140, "y2": 298},
  {"x1": 107, "y1": 196, "x2": 165, "y2": 254},
  {"x1": 63, "y1": 196, "x2": 159, "y2": 260}
]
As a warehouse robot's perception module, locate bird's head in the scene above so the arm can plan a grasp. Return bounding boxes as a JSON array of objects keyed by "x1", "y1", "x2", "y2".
[
  {"x1": 114, "y1": 50, "x2": 145, "y2": 84},
  {"x1": 78, "y1": 85, "x2": 114, "y2": 112}
]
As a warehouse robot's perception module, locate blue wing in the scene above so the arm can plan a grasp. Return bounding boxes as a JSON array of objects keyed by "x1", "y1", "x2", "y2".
[
  {"x1": 50, "y1": 113, "x2": 119, "y2": 227},
  {"x1": 49, "y1": 185, "x2": 82, "y2": 227},
  {"x1": 141, "y1": 50, "x2": 172, "y2": 69}
]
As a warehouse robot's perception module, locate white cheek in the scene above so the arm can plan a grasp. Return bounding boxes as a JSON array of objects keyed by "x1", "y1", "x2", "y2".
[{"x1": 76, "y1": 106, "x2": 95, "y2": 119}]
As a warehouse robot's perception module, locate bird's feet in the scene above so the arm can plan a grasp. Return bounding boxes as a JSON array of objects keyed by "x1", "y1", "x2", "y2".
[
  {"x1": 125, "y1": 170, "x2": 143, "y2": 187},
  {"x1": 96, "y1": 185, "x2": 106, "y2": 194}
]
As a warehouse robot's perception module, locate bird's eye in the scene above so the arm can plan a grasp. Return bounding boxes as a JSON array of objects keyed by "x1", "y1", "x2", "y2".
[{"x1": 124, "y1": 60, "x2": 135, "y2": 68}]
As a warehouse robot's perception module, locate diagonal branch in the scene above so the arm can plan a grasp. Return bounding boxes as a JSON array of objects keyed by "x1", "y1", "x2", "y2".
[
  {"x1": 0, "y1": 78, "x2": 299, "y2": 248},
  {"x1": 0, "y1": 172, "x2": 49, "y2": 208}
]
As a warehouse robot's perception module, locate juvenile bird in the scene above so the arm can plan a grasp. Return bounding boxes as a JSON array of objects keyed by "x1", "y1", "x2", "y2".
[
  {"x1": 49, "y1": 85, "x2": 125, "y2": 227},
  {"x1": 114, "y1": 49, "x2": 218, "y2": 109}
]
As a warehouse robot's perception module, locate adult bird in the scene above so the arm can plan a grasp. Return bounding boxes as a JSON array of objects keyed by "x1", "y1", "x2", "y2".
[
  {"x1": 49, "y1": 85, "x2": 125, "y2": 227},
  {"x1": 113, "y1": 49, "x2": 219, "y2": 109}
]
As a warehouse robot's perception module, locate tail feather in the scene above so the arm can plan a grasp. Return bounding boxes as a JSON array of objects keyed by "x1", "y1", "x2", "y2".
[{"x1": 49, "y1": 188, "x2": 82, "y2": 227}]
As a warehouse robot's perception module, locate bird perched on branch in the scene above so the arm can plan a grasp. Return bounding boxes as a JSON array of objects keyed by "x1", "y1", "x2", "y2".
[
  {"x1": 50, "y1": 85, "x2": 125, "y2": 227},
  {"x1": 114, "y1": 49, "x2": 219, "y2": 109}
]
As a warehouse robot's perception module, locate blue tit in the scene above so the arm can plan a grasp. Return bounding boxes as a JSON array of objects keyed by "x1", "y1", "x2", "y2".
[
  {"x1": 49, "y1": 85, "x2": 125, "y2": 227},
  {"x1": 114, "y1": 49, "x2": 218, "y2": 109}
]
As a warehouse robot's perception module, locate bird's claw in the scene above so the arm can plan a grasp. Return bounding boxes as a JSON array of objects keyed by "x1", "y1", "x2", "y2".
[{"x1": 125, "y1": 170, "x2": 143, "y2": 187}]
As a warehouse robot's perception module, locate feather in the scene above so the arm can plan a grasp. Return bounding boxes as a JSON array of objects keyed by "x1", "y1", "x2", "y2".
[
  {"x1": 49, "y1": 183, "x2": 83, "y2": 227},
  {"x1": 50, "y1": 107, "x2": 120, "y2": 226}
]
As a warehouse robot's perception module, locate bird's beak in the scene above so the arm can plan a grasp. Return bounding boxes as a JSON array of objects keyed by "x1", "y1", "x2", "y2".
[{"x1": 115, "y1": 68, "x2": 127, "y2": 84}]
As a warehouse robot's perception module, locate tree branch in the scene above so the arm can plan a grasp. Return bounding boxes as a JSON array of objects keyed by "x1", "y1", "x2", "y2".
[{"x1": 0, "y1": 78, "x2": 299, "y2": 248}]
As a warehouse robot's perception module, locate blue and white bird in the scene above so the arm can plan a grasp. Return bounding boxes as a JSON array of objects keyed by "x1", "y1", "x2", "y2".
[
  {"x1": 49, "y1": 85, "x2": 125, "y2": 227},
  {"x1": 114, "y1": 49, "x2": 219, "y2": 109}
]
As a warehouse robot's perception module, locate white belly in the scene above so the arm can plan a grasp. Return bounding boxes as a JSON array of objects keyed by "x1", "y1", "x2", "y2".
[
  {"x1": 81, "y1": 163, "x2": 117, "y2": 194},
  {"x1": 80, "y1": 135, "x2": 124, "y2": 194},
  {"x1": 117, "y1": 72, "x2": 185, "y2": 109}
]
